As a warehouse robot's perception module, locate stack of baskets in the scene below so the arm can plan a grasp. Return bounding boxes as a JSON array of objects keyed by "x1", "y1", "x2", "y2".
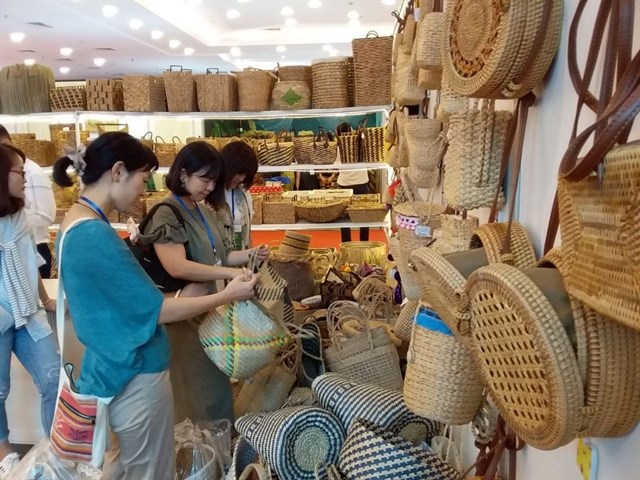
[
  {"x1": 86, "y1": 79, "x2": 124, "y2": 111},
  {"x1": 11, "y1": 133, "x2": 56, "y2": 167}
]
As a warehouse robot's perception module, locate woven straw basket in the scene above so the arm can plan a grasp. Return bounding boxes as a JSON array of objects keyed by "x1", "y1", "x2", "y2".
[
  {"x1": 293, "y1": 133, "x2": 337, "y2": 165},
  {"x1": 235, "y1": 68, "x2": 276, "y2": 111},
  {"x1": 346, "y1": 204, "x2": 387, "y2": 223},
  {"x1": 311, "y1": 57, "x2": 353, "y2": 109},
  {"x1": 395, "y1": 201, "x2": 448, "y2": 254},
  {"x1": 271, "y1": 81, "x2": 311, "y2": 110},
  {"x1": 154, "y1": 136, "x2": 183, "y2": 167},
  {"x1": 163, "y1": 66, "x2": 197, "y2": 112},
  {"x1": 464, "y1": 263, "x2": 584, "y2": 449},
  {"x1": 86, "y1": 79, "x2": 124, "y2": 111},
  {"x1": 278, "y1": 65, "x2": 312, "y2": 84},
  {"x1": 194, "y1": 69, "x2": 237, "y2": 112},
  {"x1": 418, "y1": 68, "x2": 443, "y2": 90},
  {"x1": 50, "y1": 86, "x2": 86, "y2": 111},
  {"x1": 0, "y1": 64, "x2": 54, "y2": 114},
  {"x1": 11, "y1": 134, "x2": 56, "y2": 167},
  {"x1": 123, "y1": 75, "x2": 167, "y2": 112},
  {"x1": 352, "y1": 32, "x2": 393, "y2": 106},
  {"x1": 404, "y1": 117, "x2": 447, "y2": 188},
  {"x1": 296, "y1": 199, "x2": 347, "y2": 223},
  {"x1": 442, "y1": 0, "x2": 563, "y2": 98},
  {"x1": 433, "y1": 213, "x2": 479, "y2": 255},
  {"x1": 416, "y1": 12, "x2": 445, "y2": 71},
  {"x1": 262, "y1": 195, "x2": 296, "y2": 224}
]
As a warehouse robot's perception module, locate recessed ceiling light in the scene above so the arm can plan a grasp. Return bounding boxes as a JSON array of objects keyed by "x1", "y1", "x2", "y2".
[
  {"x1": 284, "y1": 17, "x2": 297, "y2": 28},
  {"x1": 322, "y1": 44, "x2": 332, "y2": 52},
  {"x1": 184, "y1": 47, "x2": 195, "y2": 55},
  {"x1": 129, "y1": 19, "x2": 144, "y2": 30},
  {"x1": 281, "y1": 6, "x2": 294, "y2": 16},
  {"x1": 308, "y1": 0, "x2": 322, "y2": 8},
  {"x1": 347, "y1": 10, "x2": 360, "y2": 19},
  {"x1": 23, "y1": 58, "x2": 36, "y2": 66},
  {"x1": 276, "y1": 45, "x2": 287, "y2": 53},
  {"x1": 10, "y1": 32, "x2": 25, "y2": 43},
  {"x1": 169, "y1": 39, "x2": 181, "y2": 49},
  {"x1": 227, "y1": 9, "x2": 240, "y2": 19},
  {"x1": 230, "y1": 47, "x2": 242, "y2": 57},
  {"x1": 102, "y1": 5, "x2": 118, "y2": 17},
  {"x1": 151, "y1": 30, "x2": 164, "y2": 40},
  {"x1": 59, "y1": 66, "x2": 70, "y2": 74},
  {"x1": 93, "y1": 57, "x2": 106, "y2": 67},
  {"x1": 59, "y1": 47, "x2": 73, "y2": 56},
  {"x1": 382, "y1": 0, "x2": 395, "y2": 4}
]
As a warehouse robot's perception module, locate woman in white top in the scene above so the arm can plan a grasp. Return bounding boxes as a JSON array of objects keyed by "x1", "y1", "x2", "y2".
[{"x1": 213, "y1": 141, "x2": 258, "y2": 251}]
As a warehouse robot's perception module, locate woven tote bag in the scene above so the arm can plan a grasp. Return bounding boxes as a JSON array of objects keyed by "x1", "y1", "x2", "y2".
[
  {"x1": 255, "y1": 133, "x2": 294, "y2": 166},
  {"x1": 198, "y1": 299, "x2": 291, "y2": 379},
  {"x1": 441, "y1": 0, "x2": 563, "y2": 98},
  {"x1": 539, "y1": 250, "x2": 640, "y2": 438},
  {"x1": 404, "y1": 305, "x2": 485, "y2": 425},
  {"x1": 464, "y1": 263, "x2": 585, "y2": 449},
  {"x1": 235, "y1": 406, "x2": 345, "y2": 480},
  {"x1": 338, "y1": 419, "x2": 459, "y2": 480},
  {"x1": 443, "y1": 99, "x2": 511, "y2": 210},
  {"x1": 395, "y1": 49, "x2": 425, "y2": 106},
  {"x1": 416, "y1": 12, "x2": 445, "y2": 71},
  {"x1": 324, "y1": 301, "x2": 403, "y2": 391},
  {"x1": 248, "y1": 252, "x2": 294, "y2": 326},
  {"x1": 404, "y1": 117, "x2": 447, "y2": 188},
  {"x1": 312, "y1": 373, "x2": 442, "y2": 445},
  {"x1": 294, "y1": 130, "x2": 338, "y2": 165}
]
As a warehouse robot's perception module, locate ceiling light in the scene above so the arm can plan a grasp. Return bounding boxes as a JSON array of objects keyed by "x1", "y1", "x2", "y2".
[
  {"x1": 276, "y1": 45, "x2": 287, "y2": 53},
  {"x1": 169, "y1": 39, "x2": 181, "y2": 48},
  {"x1": 347, "y1": 10, "x2": 360, "y2": 19},
  {"x1": 59, "y1": 67, "x2": 70, "y2": 74},
  {"x1": 230, "y1": 47, "x2": 242, "y2": 57},
  {"x1": 23, "y1": 58, "x2": 36, "y2": 66},
  {"x1": 93, "y1": 57, "x2": 106, "y2": 67},
  {"x1": 129, "y1": 19, "x2": 144, "y2": 30},
  {"x1": 102, "y1": 5, "x2": 118, "y2": 17},
  {"x1": 151, "y1": 30, "x2": 164, "y2": 40},
  {"x1": 308, "y1": 0, "x2": 322, "y2": 8},
  {"x1": 59, "y1": 47, "x2": 73, "y2": 56},
  {"x1": 281, "y1": 6, "x2": 294, "y2": 16},
  {"x1": 281, "y1": 55, "x2": 286, "y2": 59},
  {"x1": 322, "y1": 44, "x2": 332, "y2": 52},
  {"x1": 382, "y1": 0, "x2": 396, "y2": 4},
  {"x1": 10, "y1": 32, "x2": 25, "y2": 42},
  {"x1": 184, "y1": 47, "x2": 194, "y2": 55},
  {"x1": 227, "y1": 9, "x2": 240, "y2": 19},
  {"x1": 284, "y1": 17, "x2": 297, "y2": 28}
]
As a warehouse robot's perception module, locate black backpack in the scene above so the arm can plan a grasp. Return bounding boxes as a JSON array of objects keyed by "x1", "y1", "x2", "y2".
[{"x1": 125, "y1": 202, "x2": 191, "y2": 292}]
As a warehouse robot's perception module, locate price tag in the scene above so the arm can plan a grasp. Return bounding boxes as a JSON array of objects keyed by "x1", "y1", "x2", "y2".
[
  {"x1": 577, "y1": 438, "x2": 598, "y2": 480},
  {"x1": 415, "y1": 225, "x2": 432, "y2": 237}
]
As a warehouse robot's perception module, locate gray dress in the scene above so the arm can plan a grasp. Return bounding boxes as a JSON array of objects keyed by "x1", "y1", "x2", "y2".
[{"x1": 139, "y1": 194, "x2": 234, "y2": 424}]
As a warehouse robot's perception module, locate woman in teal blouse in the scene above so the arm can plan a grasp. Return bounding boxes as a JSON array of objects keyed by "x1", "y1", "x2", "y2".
[{"x1": 52, "y1": 132, "x2": 259, "y2": 480}]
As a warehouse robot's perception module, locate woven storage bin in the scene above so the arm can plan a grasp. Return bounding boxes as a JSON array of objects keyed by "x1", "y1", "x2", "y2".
[
  {"x1": 0, "y1": 64, "x2": 54, "y2": 114},
  {"x1": 50, "y1": 86, "x2": 86, "y2": 111},
  {"x1": 235, "y1": 406, "x2": 345, "y2": 480},
  {"x1": 312, "y1": 373, "x2": 442, "y2": 445},
  {"x1": 433, "y1": 213, "x2": 479, "y2": 254},
  {"x1": 296, "y1": 198, "x2": 347, "y2": 223},
  {"x1": 50, "y1": 126, "x2": 90, "y2": 158},
  {"x1": 443, "y1": 99, "x2": 511, "y2": 210},
  {"x1": 271, "y1": 81, "x2": 311, "y2": 110},
  {"x1": 311, "y1": 57, "x2": 353, "y2": 109},
  {"x1": 19, "y1": 139, "x2": 56, "y2": 167},
  {"x1": 293, "y1": 133, "x2": 337, "y2": 165},
  {"x1": 263, "y1": 195, "x2": 296, "y2": 224},
  {"x1": 464, "y1": 263, "x2": 584, "y2": 449},
  {"x1": 251, "y1": 193, "x2": 264, "y2": 225},
  {"x1": 539, "y1": 250, "x2": 640, "y2": 438},
  {"x1": 442, "y1": 0, "x2": 563, "y2": 99},
  {"x1": 346, "y1": 204, "x2": 387, "y2": 223},
  {"x1": 86, "y1": 79, "x2": 124, "y2": 111},
  {"x1": 362, "y1": 126, "x2": 385, "y2": 163},
  {"x1": 236, "y1": 68, "x2": 276, "y2": 111},
  {"x1": 404, "y1": 304, "x2": 485, "y2": 425},
  {"x1": 278, "y1": 65, "x2": 312, "y2": 84},
  {"x1": 339, "y1": 241, "x2": 386, "y2": 266},
  {"x1": 324, "y1": 301, "x2": 403, "y2": 391},
  {"x1": 123, "y1": 75, "x2": 167, "y2": 112},
  {"x1": 194, "y1": 69, "x2": 237, "y2": 112},
  {"x1": 163, "y1": 65, "x2": 197, "y2": 112},
  {"x1": 352, "y1": 32, "x2": 393, "y2": 106},
  {"x1": 154, "y1": 136, "x2": 182, "y2": 167},
  {"x1": 404, "y1": 118, "x2": 446, "y2": 188}
]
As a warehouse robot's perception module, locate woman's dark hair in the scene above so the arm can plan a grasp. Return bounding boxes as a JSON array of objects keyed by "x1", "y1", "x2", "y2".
[
  {"x1": 52, "y1": 131, "x2": 158, "y2": 188},
  {"x1": 0, "y1": 143, "x2": 26, "y2": 216},
  {"x1": 0, "y1": 124, "x2": 11, "y2": 144},
  {"x1": 220, "y1": 141, "x2": 258, "y2": 190},
  {"x1": 165, "y1": 141, "x2": 225, "y2": 207}
]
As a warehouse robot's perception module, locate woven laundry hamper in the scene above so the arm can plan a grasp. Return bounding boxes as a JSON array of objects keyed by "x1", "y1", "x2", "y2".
[
  {"x1": 352, "y1": 32, "x2": 393, "y2": 106},
  {"x1": 194, "y1": 69, "x2": 237, "y2": 112},
  {"x1": 311, "y1": 57, "x2": 353, "y2": 109},
  {"x1": 235, "y1": 68, "x2": 276, "y2": 111},
  {"x1": 163, "y1": 65, "x2": 197, "y2": 112},
  {"x1": 123, "y1": 75, "x2": 167, "y2": 112}
]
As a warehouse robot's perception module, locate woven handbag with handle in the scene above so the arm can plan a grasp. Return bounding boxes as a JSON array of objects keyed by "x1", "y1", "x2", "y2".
[{"x1": 255, "y1": 132, "x2": 294, "y2": 166}]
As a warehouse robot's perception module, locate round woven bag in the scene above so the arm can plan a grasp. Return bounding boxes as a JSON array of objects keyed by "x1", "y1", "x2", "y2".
[{"x1": 441, "y1": 0, "x2": 563, "y2": 98}]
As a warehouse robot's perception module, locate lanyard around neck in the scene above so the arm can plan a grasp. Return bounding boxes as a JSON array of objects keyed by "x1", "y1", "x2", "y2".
[
  {"x1": 78, "y1": 196, "x2": 110, "y2": 224},
  {"x1": 174, "y1": 195, "x2": 217, "y2": 254}
]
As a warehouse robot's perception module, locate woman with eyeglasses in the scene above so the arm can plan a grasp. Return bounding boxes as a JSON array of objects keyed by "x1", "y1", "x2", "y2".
[
  {"x1": 0, "y1": 144, "x2": 60, "y2": 479},
  {"x1": 138, "y1": 141, "x2": 269, "y2": 425}
]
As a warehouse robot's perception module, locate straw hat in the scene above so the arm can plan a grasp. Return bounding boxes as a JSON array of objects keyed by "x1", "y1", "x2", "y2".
[{"x1": 279, "y1": 231, "x2": 312, "y2": 256}]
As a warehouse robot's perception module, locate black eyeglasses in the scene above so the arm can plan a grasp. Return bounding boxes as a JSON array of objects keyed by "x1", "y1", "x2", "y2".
[{"x1": 9, "y1": 168, "x2": 25, "y2": 179}]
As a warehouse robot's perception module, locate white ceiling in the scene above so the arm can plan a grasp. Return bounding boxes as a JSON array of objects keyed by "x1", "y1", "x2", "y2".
[{"x1": 0, "y1": 0, "x2": 399, "y2": 81}]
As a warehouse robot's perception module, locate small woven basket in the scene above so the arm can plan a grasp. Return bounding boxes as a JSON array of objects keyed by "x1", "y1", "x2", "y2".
[
  {"x1": 311, "y1": 57, "x2": 353, "y2": 109},
  {"x1": 154, "y1": 136, "x2": 183, "y2": 167},
  {"x1": 11, "y1": 134, "x2": 56, "y2": 167},
  {"x1": 296, "y1": 198, "x2": 348, "y2": 223},
  {"x1": 194, "y1": 68, "x2": 237, "y2": 112},
  {"x1": 263, "y1": 194, "x2": 296, "y2": 224},
  {"x1": 163, "y1": 65, "x2": 198, "y2": 112},
  {"x1": 352, "y1": 32, "x2": 393, "y2": 106},
  {"x1": 50, "y1": 125, "x2": 90, "y2": 158},
  {"x1": 433, "y1": 213, "x2": 479, "y2": 254},
  {"x1": 123, "y1": 75, "x2": 167, "y2": 112},
  {"x1": 50, "y1": 86, "x2": 86, "y2": 111},
  {"x1": 346, "y1": 204, "x2": 388, "y2": 223},
  {"x1": 251, "y1": 193, "x2": 264, "y2": 225},
  {"x1": 271, "y1": 81, "x2": 311, "y2": 110},
  {"x1": 235, "y1": 68, "x2": 276, "y2": 111},
  {"x1": 86, "y1": 79, "x2": 124, "y2": 111}
]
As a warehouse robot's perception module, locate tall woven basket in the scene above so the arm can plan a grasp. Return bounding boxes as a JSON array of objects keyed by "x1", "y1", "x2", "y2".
[
  {"x1": 123, "y1": 75, "x2": 167, "y2": 112},
  {"x1": 163, "y1": 65, "x2": 197, "y2": 112},
  {"x1": 311, "y1": 57, "x2": 353, "y2": 109},
  {"x1": 0, "y1": 64, "x2": 55, "y2": 114},
  {"x1": 352, "y1": 32, "x2": 393, "y2": 106},
  {"x1": 194, "y1": 69, "x2": 237, "y2": 112},
  {"x1": 236, "y1": 68, "x2": 276, "y2": 111},
  {"x1": 271, "y1": 81, "x2": 311, "y2": 110}
]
